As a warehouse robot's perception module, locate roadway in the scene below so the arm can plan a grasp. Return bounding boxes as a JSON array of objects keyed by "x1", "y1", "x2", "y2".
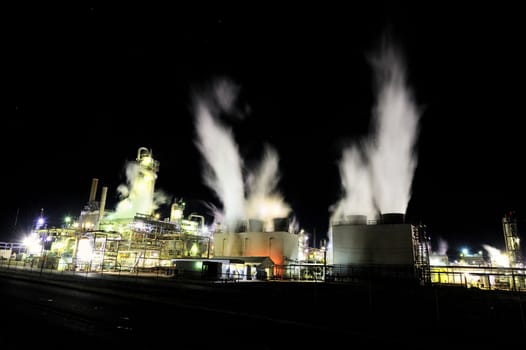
[{"x1": 1, "y1": 269, "x2": 525, "y2": 347}]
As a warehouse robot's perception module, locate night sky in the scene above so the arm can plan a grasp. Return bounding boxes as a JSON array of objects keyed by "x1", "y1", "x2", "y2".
[{"x1": 8, "y1": 4, "x2": 526, "y2": 257}]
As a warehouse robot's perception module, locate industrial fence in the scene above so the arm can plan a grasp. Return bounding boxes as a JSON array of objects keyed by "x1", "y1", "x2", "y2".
[
  {"x1": 1, "y1": 252, "x2": 525, "y2": 292},
  {"x1": 429, "y1": 265, "x2": 526, "y2": 292}
]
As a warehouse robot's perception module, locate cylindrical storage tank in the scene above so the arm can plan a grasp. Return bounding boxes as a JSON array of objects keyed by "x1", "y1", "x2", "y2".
[
  {"x1": 273, "y1": 217, "x2": 289, "y2": 232},
  {"x1": 381, "y1": 213, "x2": 405, "y2": 224},
  {"x1": 345, "y1": 215, "x2": 367, "y2": 225},
  {"x1": 248, "y1": 219, "x2": 264, "y2": 232}
]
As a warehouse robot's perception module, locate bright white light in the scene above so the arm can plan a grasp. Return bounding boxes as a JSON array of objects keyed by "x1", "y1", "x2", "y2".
[
  {"x1": 77, "y1": 239, "x2": 93, "y2": 262},
  {"x1": 23, "y1": 233, "x2": 42, "y2": 255}
]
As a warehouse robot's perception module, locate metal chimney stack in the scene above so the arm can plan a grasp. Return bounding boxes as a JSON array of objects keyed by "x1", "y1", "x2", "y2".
[
  {"x1": 89, "y1": 178, "x2": 99, "y2": 202},
  {"x1": 99, "y1": 186, "x2": 108, "y2": 222}
]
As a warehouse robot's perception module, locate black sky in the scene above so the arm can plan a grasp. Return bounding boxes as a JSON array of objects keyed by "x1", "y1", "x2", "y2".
[{"x1": 8, "y1": 3, "x2": 526, "y2": 256}]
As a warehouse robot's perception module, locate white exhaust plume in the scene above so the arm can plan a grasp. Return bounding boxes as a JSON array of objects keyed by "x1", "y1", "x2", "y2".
[
  {"x1": 193, "y1": 78, "x2": 291, "y2": 232},
  {"x1": 331, "y1": 39, "x2": 421, "y2": 223},
  {"x1": 483, "y1": 244, "x2": 510, "y2": 267},
  {"x1": 368, "y1": 42, "x2": 420, "y2": 215},
  {"x1": 113, "y1": 159, "x2": 169, "y2": 219},
  {"x1": 330, "y1": 145, "x2": 376, "y2": 222},
  {"x1": 194, "y1": 83, "x2": 246, "y2": 231},
  {"x1": 245, "y1": 145, "x2": 291, "y2": 231}
]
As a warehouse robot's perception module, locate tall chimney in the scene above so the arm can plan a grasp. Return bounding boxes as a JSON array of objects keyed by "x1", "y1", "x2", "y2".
[
  {"x1": 89, "y1": 178, "x2": 99, "y2": 202},
  {"x1": 99, "y1": 186, "x2": 108, "y2": 222}
]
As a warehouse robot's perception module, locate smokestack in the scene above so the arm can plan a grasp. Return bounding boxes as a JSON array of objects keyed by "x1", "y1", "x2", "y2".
[
  {"x1": 99, "y1": 186, "x2": 108, "y2": 223},
  {"x1": 89, "y1": 178, "x2": 99, "y2": 202},
  {"x1": 273, "y1": 217, "x2": 289, "y2": 232},
  {"x1": 380, "y1": 212, "x2": 405, "y2": 224}
]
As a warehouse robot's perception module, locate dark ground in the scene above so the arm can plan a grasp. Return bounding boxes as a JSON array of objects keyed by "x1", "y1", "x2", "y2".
[{"x1": 1, "y1": 269, "x2": 525, "y2": 347}]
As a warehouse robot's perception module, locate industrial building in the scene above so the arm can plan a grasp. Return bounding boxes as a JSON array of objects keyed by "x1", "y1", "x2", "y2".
[
  {"x1": 1, "y1": 147, "x2": 315, "y2": 281},
  {"x1": 328, "y1": 212, "x2": 430, "y2": 282},
  {"x1": 1, "y1": 147, "x2": 525, "y2": 291}
]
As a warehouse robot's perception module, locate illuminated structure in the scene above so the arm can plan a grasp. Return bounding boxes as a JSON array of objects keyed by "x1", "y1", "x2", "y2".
[
  {"x1": 130, "y1": 147, "x2": 160, "y2": 217},
  {"x1": 2, "y1": 147, "x2": 523, "y2": 290},
  {"x1": 428, "y1": 213, "x2": 526, "y2": 290},
  {"x1": 503, "y1": 211, "x2": 523, "y2": 268},
  {"x1": 6, "y1": 147, "x2": 309, "y2": 280},
  {"x1": 8, "y1": 148, "x2": 213, "y2": 273},
  {"x1": 213, "y1": 217, "x2": 300, "y2": 279},
  {"x1": 78, "y1": 178, "x2": 108, "y2": 230}
]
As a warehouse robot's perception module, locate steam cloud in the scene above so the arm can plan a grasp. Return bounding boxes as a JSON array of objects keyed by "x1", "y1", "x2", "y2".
[
  {"x1": 194, "y1": 79, "x2": 290, "y2": 232},
  {"x1": 113, "y1": 156, "x2": 169, "y2": 219},
  {"x1": 331, "y1": 40, "x2": 421, "y2": 223},
  {"x1": 194, "y1": 85, "x2": 245, "y2": 230},
  {"x1": 368, "y1": 43, "x2": 420, "y2": 215},
  {"x1": 483, "y1": 244, "x2": 510, "y2": 267},
  {"x1": 245, "y1": 145, "x2": 291, "y2": 231},
  {"x1": 330, "y1": 146, "x2": 376, "y2": 220}
]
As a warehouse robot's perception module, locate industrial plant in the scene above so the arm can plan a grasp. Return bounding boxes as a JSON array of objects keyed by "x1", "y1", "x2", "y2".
[{"x1": 1, "y1": 146, "x2": 524, "y2": 292}]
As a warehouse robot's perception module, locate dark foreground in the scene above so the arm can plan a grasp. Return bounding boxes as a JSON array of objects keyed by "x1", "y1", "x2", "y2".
[{"x1": 1, "y1": 270, "x2": 525, "y2": 347}]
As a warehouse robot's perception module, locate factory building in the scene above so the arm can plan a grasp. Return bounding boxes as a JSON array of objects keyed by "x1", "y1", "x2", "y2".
[
  {"x1": 4, "y1": 147, "x2": 310, "y2": 281},
  {"x1": 2, "y1": 146, "x2": 523, "y2": 290}
]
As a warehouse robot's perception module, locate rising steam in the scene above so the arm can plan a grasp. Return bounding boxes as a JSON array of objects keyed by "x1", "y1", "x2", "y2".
[
  {"x1": 194, "y1": 83, "x2": 245, "y2": 230},
  {"x1": 194, "y1": 79, "x2": 290, "y2": 232},
  {"x1": 245, "y1": 145, "x2": 291, "y2": 231},
  {"x1": 368, "y1": 43, "x2": 420, "y2": 215},
  {"x1": 331, "y1": 40, "x2": 421, "y2": 223},
  {"x1": 483, "y1": 244, "x2": 510, "y2": 267},
  {"x1": 113, "y1": 157, "x2": 169, "y2": 219},
  {"x1": 330, "y1": 145, "x2": 376, "y2": 221}
]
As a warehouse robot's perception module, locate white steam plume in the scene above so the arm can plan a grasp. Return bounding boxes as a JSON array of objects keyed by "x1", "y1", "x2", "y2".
[
  {"x1": 330, "y1": 39, "x2": 421, "y2": 223},
  {"x1": 483, "y1": 244, "x2": 510, "y2": 267},
  {"x1": 437, "y1": 237, "x2": 448, "y2": 255},
  {"x1": 245, "y1": 145, "x2": 291, "y2": 231},
  {"x1": 330, "y1": 145, "x2": 376, "y2": 222},
  {"x1": 196, "y1": 94, "x2": 245, "y2": 229},
  {"x1": 113, "y1": 160, "x2": 169, "y2": 219},
  {"x1": 194, "y1": 78, "x2": 292, "y2": 233},
  {"x1": 368, "y1": 42, "x2": 420, "y2": 215}
]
